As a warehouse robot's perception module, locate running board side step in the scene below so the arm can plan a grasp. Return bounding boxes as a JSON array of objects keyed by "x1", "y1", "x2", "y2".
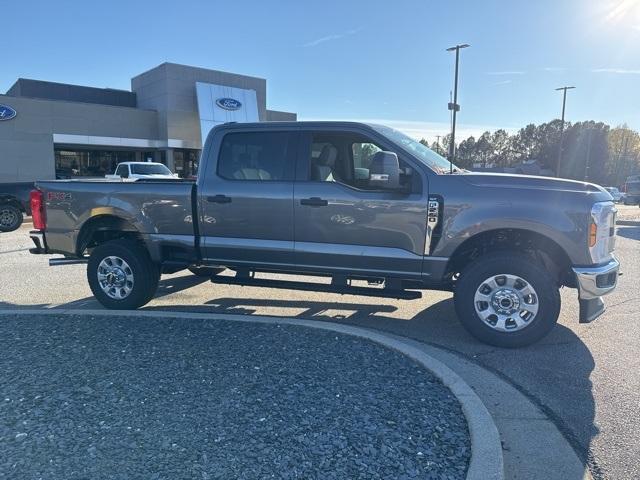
[{"x1": 209, "y1": 275, "x2": 422, "y2": 300}]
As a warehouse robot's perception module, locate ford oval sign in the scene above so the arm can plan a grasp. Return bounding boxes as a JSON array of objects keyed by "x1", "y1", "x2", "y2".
[
  {"x1": 0, "y1": 104, "x2": 17, "y2": 121},
  {"x1": 216, "y1": 98, "x2": 242, "y2": 111}
]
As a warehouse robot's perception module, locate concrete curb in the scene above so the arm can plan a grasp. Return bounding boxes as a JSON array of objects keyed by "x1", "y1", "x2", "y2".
[{"x1": 1, "y1": 308, "x2": 504, "y2": 480}]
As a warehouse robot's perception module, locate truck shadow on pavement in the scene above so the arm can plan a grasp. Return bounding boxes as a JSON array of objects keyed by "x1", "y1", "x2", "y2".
[{"x1": 616, "y1": 225, "x2": 640, "y2": 241}]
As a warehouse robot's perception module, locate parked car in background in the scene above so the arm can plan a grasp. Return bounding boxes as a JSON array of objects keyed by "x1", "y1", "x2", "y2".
[
  {"x1": 0, "y1": 182, "x2": 33, "y2": 232},
  {"x1": 105, "y1": 162, "x2": 177, "y2": 182},
  {"x1": 622, "y1": 175, "x2": 640, "y2": 205},
  {"x1": 29, "y1": 121, "x2": 619, "y2": 348},
  {"x1": 605, "y1": 187, "x2": 625, "y2": 203}
]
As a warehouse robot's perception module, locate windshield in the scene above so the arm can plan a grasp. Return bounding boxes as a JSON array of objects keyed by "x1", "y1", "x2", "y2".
[
  {"x1": 370, "y1": 124, "x2": 458, "y2": 173},
  {"x1": 131, "y1": 163, "x2": 172, "y2": 175}
]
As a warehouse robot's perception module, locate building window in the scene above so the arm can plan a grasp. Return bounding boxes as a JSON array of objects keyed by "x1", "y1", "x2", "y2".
[{"x1": 54, "y1": 149, "x2": 136, "y2": 178}]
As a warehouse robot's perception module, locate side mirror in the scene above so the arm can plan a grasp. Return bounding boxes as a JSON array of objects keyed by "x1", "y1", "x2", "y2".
[{"x1": 368, "y1": 151, "x2": 400, "y2": 190}]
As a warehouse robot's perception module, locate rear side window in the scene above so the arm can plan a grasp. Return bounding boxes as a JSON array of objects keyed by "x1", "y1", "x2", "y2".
[{"x1": 217, "y1": 132, "x2": 292, "y2": 181}]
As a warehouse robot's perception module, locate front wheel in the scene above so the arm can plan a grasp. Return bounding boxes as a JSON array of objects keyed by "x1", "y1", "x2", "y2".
[
  {"x1": 454, "y1": 252, "x2": 561, "y2": 348},
  {"x1": 0, "y1": 205, "x2": 23, "y2": 232},
  {"x1": 87, "y1": 239, "x2": 160, "y2": 310}
]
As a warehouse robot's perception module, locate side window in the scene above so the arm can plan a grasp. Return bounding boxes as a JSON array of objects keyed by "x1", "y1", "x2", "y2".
[
  {"x1": 218, "y1": 132, "x2": 291, "y2": 181},
  {"x1": 115, "y1": 164, "x2": 126, "y2": 176},
  {"x1": 307, "y1": 133, "x2": 386, "y2": 189},
  {"x1": 305, "y1": 132, "x2": 417, "y2": 192},
  {"x1": 352, "y1": 142, "x2": 382, "y2": 184},
  {"x1": 352, "y1": 142, "x2": 381, "y2": 170}
]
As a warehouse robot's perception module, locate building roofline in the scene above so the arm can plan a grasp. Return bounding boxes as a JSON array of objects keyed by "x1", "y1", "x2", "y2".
[
  {"x1": 130, "y1": 62, "x2": 266, "y2": 83},
  {"x1": 7, "y1": 78, "x2": 133, "y2": 95},
  {"x1": 0, "y1": 92, "x2": 155, "y2": 113}
]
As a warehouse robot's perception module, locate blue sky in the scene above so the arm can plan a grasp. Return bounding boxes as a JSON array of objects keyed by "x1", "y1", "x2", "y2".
[{"x1": 2, "y1": 0, "x2": 639, "y2": 141}]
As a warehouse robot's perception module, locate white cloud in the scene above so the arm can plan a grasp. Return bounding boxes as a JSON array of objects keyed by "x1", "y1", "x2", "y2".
[
  {"x1": 302, "y1": 27, "x2": 363, "y2": 47},
  {"x1": 592, "y1": 68, "x2": 640, "y2": 74},
  {"x1": 486, "y1": 71, "x2": 525, "y2": 75},
  {"x1": 543, "y1": 67, "x2": 567, "y2": 72},
  {"x1": 493, "y1": 80, "x2": 512, "y2": 86}
]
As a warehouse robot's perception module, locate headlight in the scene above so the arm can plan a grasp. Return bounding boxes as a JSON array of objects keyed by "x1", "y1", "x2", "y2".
[{"x1": 589, "y1": 201, "x2": 616, "y2": 263}]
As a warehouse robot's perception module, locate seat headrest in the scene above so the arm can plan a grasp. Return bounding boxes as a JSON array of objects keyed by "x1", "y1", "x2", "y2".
[{"x1": 317, "y1": 145, "x2": 338, "y2": 167}]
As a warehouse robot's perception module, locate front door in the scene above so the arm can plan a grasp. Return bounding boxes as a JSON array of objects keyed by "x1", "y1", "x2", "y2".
[
  {"x1": 293, "y1": 130, "x2": 429, "y2": 279},
  {"x1": 199, "y1": 129, "x2": 298, "y2": 268}
]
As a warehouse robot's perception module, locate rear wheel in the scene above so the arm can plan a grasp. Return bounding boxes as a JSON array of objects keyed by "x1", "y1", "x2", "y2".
[
  {"x1": 188, "y1": 266, "x2": 225, "y2": 277},
  {"x1": 0, "y1": 205, "x2": 23, "y2": 232},
  {"x1": 87, "y1": 239, "x2": 159, "y2": 310},
  {"x1": 454, "y1": 252, "x2": 561, "y2": 348}
]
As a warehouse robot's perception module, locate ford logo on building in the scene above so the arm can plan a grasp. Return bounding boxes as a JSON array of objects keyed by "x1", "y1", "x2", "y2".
[
  {"x1": 0, "y1": 104, "x2": 17, "y2": 121},
  {"x1": 216, "y1": 98, "x2": 242, "y2": 111}
]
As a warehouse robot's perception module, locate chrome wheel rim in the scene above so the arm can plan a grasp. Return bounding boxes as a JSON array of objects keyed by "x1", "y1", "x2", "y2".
[
  {"x1": 474, "y1": 274, "x2": 539, "y2": 332},
  {"x1": 97, "y1": 256, "x2": 134, "y2": 300},
  {"x1": 0, "y1": 209, "x2": 17, "y2": 228}
]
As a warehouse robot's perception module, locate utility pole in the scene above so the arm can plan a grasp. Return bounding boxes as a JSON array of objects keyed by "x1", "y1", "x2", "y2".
[
  {"x1": 555, "y1": 86, "x2": 575, "y2": 177},
  {"x1": 435, "y1": 135, "x2": 441, "y2": 155},
  {"x1": 446, "y1": 44, "x2": 470, "y2": 172}
]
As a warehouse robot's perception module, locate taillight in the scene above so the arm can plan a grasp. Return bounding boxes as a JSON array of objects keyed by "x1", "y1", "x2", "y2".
[{"x1": 30, "y1": 190, "x2": 46, "y2": 230}]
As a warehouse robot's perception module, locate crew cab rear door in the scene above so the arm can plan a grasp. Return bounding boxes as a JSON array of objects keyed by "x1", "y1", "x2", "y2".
[{"x1": 198, "y1": 126, "x2": 298, "y2": 267}]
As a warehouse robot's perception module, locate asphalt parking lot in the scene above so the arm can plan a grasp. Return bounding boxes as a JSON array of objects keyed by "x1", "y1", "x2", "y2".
[{"x1": 1, "y1": 210, "x2": 639, "y2": 480}]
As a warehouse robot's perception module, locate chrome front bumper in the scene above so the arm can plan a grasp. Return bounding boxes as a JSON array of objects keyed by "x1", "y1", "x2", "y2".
[
  {"x1": 572, "y1": 256, "x2": 620, "y2": 300},
  {"x1": 572, "y1": 256, "x2": 620, "y2": 323}
]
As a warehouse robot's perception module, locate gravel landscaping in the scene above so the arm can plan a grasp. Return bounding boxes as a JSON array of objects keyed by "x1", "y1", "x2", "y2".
[{"x1": 0, "y1": 313, "x2": 470, "y2": 479}]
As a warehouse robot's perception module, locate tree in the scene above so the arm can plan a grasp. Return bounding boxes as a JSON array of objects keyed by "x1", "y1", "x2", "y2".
[
  {"x1": 607, "y1": 125, "x2": 640, "y2": 186},
  {"x1": 416, "y1": 120, "x2": 639, "y2": 185}
]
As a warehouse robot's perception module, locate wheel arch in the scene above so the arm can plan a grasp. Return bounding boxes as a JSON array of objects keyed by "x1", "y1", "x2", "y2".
[
  {"x1": 446, "y1": 228, "x2": 574, "y2": 287},
  {"x1": 76, "y1": 214, "x2": 145, "y2": 257},
  {"x1": 0, "y1": 195, "x2": 24, "y2": 211}
]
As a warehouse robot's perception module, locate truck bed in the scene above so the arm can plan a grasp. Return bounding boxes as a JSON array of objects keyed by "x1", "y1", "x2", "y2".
[{"x1": 35, "y1": 179, "x2": 197, "y2": 258}]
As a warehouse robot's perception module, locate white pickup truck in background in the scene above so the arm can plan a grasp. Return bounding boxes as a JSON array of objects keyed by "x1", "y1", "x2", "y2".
[{"x1": 105, "y1": 162, "x2": 178, "y2": 181}]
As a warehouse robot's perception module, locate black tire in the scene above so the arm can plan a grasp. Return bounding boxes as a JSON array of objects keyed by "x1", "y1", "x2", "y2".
[
  {"x1": 454, "y1": 252, "x2": 561, "y2": 348},
  {"x1": 87, "y1": 239, "x2": 159, "y2": 310},
  {"x1": 0, "y1": 205, "x2": 23, "y2": 232},
  {"x1": 188, "y1": 266, "x2": 225, "y2": 277}
]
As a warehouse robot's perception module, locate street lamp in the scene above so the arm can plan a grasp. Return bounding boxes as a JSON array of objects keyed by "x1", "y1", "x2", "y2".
[
  {"x1": 555, "y1": 86, "x2": 575, "y2": 177},
  {"x1": 446, "y1": 43, "x2": 470, "y2": 173}
]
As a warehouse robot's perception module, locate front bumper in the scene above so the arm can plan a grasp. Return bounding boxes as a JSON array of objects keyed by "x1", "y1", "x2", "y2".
[{"x1": 572, "y1": 256, "x2": 620, "y2": 323}]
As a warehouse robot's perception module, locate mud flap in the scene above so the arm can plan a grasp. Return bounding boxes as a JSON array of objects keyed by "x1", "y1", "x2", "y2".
[{"x1": 579, "y1": 297, "x2": 606, "y2": 323}]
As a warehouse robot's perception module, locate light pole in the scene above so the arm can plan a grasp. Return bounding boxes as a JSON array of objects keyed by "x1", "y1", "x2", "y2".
[
  {"x1": 446, "y1": 43, "x2": 470, "y2": 173},
  {"x1": 555, "y1": 86, "x2": 575, "y2": 177}
]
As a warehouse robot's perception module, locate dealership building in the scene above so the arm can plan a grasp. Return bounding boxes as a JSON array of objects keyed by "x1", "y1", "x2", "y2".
[{"x1": 0, "y1": 62, "x2": 296, "y2": 182}]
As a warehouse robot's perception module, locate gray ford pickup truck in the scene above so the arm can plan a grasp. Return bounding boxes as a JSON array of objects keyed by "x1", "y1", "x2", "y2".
[{"x1": 29, "y1": 121, "x2": 620, "y2": 347}]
